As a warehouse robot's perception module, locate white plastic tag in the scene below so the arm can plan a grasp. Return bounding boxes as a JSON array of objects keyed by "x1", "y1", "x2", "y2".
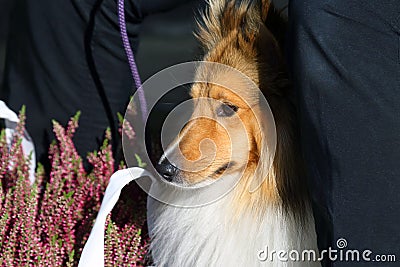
[{"x1": 78, "y1": 167, "x2": 153, "y2": 267}]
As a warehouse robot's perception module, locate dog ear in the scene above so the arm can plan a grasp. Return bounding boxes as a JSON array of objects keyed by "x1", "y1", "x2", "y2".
[{"x1": 195, "y1": 0, "x2": 271, "y2": 51}]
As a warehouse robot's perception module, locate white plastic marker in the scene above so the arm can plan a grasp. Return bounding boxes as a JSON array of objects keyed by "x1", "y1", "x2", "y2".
[
  {"x1": 78, "y1": 167, "x2": 153, "y2": 267},
  {"x1": 0, "y1": 100, "x2": 36, "y2": 184}
]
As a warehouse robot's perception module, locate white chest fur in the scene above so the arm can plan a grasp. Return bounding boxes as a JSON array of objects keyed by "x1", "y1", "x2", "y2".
[{"x1": 147, "y1": 193, "x2": 320, "y2": 267}]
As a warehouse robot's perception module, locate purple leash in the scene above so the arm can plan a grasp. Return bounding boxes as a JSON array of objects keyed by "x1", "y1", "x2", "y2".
[{"x1": 117, "y1": 0, "x2": 148, "y2": 123}]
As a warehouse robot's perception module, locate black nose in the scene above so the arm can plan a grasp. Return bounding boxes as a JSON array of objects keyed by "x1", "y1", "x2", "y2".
[{"x1": 156, "y1": 158, "x2": 178, "y2": 182}]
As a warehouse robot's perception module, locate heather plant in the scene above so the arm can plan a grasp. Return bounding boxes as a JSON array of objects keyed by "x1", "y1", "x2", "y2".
[{"x1": 0, "y1": 109, "x2": 148, "y2": 266}]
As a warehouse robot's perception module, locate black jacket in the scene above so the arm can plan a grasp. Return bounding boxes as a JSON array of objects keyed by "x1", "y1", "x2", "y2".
[{"x1": 1, "y1": 0, "x2": 188, "y2": 163}]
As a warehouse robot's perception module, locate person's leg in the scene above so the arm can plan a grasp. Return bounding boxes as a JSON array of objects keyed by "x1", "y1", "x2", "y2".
[{"x1": 288, "y1": 0, "x2": 400, "y2": 266}]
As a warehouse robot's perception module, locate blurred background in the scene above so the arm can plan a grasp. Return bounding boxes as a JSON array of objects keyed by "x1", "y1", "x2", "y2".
[
  {"x1": 0, "y1": 0, "x2": 203, "y2": 91},
  {"x1": 0, "y1": 0, "x2": 287, "y2": 164},
  {"x1": 0, "y1": 0, "x2": 287, "y2": 88},
  {"x1": 0, "y1": 0, "x2": 13, "y2": 82}
]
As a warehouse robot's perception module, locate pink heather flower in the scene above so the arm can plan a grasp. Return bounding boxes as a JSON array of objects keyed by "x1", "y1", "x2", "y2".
[{"x1": 0, "y1": 111, "x2": 148, "y2": 266}]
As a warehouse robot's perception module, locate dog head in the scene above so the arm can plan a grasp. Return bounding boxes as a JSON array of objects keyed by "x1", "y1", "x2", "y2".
[{"x1": 156, "y1": 0, "x2": 302, "y2": 210}]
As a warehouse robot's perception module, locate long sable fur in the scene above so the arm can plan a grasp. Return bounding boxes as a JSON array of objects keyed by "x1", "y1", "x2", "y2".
[{"x1": 195, "y1": 0, "x2": 309, "y2": 220}]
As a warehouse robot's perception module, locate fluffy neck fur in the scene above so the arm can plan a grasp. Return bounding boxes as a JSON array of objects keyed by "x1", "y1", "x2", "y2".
[{"x1": 147, "y1": 187, "x2": 318, "y2": 267}]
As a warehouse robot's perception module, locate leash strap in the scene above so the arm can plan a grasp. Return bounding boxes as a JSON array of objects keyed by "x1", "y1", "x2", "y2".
[
  {"x1": 79, "y1": 2, "x2": 152, "y2": 265},
  {"x1": 117, "y1": 0, "x2": 148, "y2": 122}
]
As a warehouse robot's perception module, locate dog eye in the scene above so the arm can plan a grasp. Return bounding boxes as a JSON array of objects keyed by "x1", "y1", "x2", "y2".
[{"x1": 216, "y1": 103, "x2": 238, "y2": 117}]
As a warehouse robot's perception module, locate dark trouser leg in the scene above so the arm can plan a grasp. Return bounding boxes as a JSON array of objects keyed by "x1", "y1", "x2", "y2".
[{"x1": 288, "y1": 1, "x2": 400, "y2": 266}]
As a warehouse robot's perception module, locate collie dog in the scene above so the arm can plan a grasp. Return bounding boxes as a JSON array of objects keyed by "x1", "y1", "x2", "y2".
[{"x1": 148, "y1": 0, "x2": 319, "y2": 266}]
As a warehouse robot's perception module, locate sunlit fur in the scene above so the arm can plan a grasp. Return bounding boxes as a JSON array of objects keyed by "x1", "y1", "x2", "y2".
[{"x1": 148, "y1": 0, "x2": 320, "y2": 266}]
